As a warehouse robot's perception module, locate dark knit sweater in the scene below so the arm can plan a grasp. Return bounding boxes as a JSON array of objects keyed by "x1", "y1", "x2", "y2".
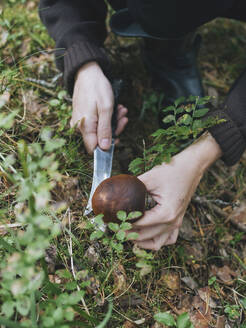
[{"x1": 39, "y1": 0, "x2": 246, "y2": 166}]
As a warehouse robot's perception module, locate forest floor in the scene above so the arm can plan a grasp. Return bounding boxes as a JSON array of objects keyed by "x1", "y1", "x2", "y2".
[{"x1": 0, "y1": 1, "x2": 246, "y2": 327}]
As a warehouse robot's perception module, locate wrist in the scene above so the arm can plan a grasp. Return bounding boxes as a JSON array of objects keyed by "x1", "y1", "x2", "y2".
[
  {"x1": 187, "y1": 132, "x2": 222, "y2": 172},
  {"x1": 75, "y1": 61, "x2": 101, "y2": 82}
]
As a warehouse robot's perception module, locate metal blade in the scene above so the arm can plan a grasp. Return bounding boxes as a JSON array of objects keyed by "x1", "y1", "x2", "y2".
[{"x1": 84, "y1": 140, "x2": 115, "y2": 216}]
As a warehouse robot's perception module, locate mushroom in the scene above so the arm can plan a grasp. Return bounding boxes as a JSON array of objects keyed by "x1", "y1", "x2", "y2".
[{"x1": 92, "y1": 174, "x2": 147, "y2": 223}]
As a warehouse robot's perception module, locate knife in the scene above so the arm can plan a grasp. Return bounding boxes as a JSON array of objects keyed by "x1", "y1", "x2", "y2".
[{"x1": 84, "y1": 79, "x2": 123, "y2": 216}]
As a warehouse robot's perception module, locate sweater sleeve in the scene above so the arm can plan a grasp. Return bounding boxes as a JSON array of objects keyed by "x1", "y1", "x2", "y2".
[
  {"x1": 209, "y1": 69, "x2": 246, "y2": 166},
  {"x1": 39, "y1": 0, "x2": 110, "y2": 95}
]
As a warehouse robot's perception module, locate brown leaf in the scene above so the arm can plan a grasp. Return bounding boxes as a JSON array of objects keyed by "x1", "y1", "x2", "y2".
[
  {"x1": 211, "y1": 265, "x2": 236, "y2": 285},
  {"x1": 216, "y1": 316, "x2": 226, "y2": 328},
  {"x1": 228, "y1": 203, "x2": 246, "y2": 232},
  {"x1": 113, "y1": 264, "x2": 127, "y2": 296},
  {"x1": 181, "y1": 276, "x2": 198, "y2": 290},
  {"x1": 85, "y1": 246, "x2": 99, "y2": 266},
  {"x1": 197, "y1": 287, "x2": 217, "y2": 308},
  {"x1": 190, "y1": 296, "x2": 212, "y2": 328},
  {"x1": 23, "y1": 90, "x2": 49, "y2": 118},
  {"x1": 158, "y1": 270, "x2": 180, "y2": 295},
  {"x1": 123, "y1": 321, "x2": 136, "y2": 328}
]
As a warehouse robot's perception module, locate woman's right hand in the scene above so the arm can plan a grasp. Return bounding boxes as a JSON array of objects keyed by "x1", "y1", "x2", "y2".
[{"x1": 71, "y1": 61, "x2": 128, "y2": 154}]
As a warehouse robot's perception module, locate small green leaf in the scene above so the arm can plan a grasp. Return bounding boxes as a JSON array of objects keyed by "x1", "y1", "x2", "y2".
[
  {"x1": 2, "y1": 301, "x2": 15, "y2": 318},
  {"x1": 94, "y1": 214, "x2": 105, "y2": 226},
  {"x1": 108, "y1": 222, "x2": 119, "y2": 232},
  {"x1": 163, "y1": 114, "x2": 175, "y2": 123},
  {"x1": 240, "y1": 298, "x2": 246, "y2": 310},
  {"x1": 40, "y1": 127, "x2": 52, "y2": 141},
  {"x1": 192, "y1": 120, "x2": 203, "y2": 130},
  {"x1": 49, "y1": 99, "x2": 60, "y2": 107},
  {"x1": 162, "y1": 105, "x2": 175, "y2": 113},
  {"x1": 117, "y1": 211, "x2": 127, "y2": 221},
  {"x1": 16, "y1": 296, "x2": 31, "y2": 316},
  {"x1": 53, "y1": 307, "x2": 63, "y2": 322},
  {"x1": 120, "y1": 222, "x2": 132, "y2": 231},
  {"x1": 110, "y1": 241, "x2": 123, "y2": 252},
  {"x1": 177, "y1": 312, "x2": 193, "y2": 328},
  {"x1": 193, "y1": 108, "x2": 209, "y2": 118},
  {"x1": 0, "y1": 110, "x2": 18, "y2": 129},
  {"x1": 90, "y1": 230, "x2": 104, "y2": 240},
  {"x1": 58, "y1": 90, "x2": 67, "y2": 100},
  {"x1": 44, "y1": 138, "x2": 65, "y2": 152},
  {"x1": 178, "y1": 114, "x2": 192, "y2": 125},
  {"x1": 174, "y1": 96, "x2": 185, "y2": 107},
  {"x1": 126, "y1": 232, "x2": 139, "y2": 240},
  {"x1": 208, "y1": 276, "x2": 216, "y2": 286},
  {"x1": 116, "y1": 230, "x2": 125, "y2": 241},
  {"x1": 154, "y1": 312, "x2": 176, "y2": 326},
  {"x1": 127, "y1": 211, "x2": 142, "y2": 220}
]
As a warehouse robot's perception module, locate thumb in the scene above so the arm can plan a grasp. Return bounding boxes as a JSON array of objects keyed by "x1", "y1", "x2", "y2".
[{"x1": 97, "y1": 106, "x2": 113, "y2": 150}]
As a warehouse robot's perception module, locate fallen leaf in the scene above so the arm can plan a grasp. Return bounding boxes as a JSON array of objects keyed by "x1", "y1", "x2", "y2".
[
  {"x1": 123, "y1": 321, "x2": 136, "y2": 328},
  {"x1": 190, "y1": 295, "x2": 212, "y2": 328},
  {"x1": 211, "y1": 265, "x2": 236, "y2": 285},
  {"x1": 158, "y1": 270, "x2": 180, "y2": 295},
  {"x1": 85, "y1": 246, "x2": 99, "y2": 266},
  {"x1": 197, "y1": 287, "x2": 218, "y2": 308},
  {"x1": 179, "y1": 215, "x2": 196, "y2": 240},
  {"x1": 228, "y1": 203, "x2": 246, "y2": 232},
  {"x1": 181, "y1": 276, "x2": 198, "y2": 290},
  {"x1": 113, "y1": 264, "x2": 127, "y2": 296},
  {"x1": 216, "y1": 316, "x2": 226, "y2": 328}
]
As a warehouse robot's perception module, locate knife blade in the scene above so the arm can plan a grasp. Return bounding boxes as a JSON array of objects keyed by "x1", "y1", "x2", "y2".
[{"x1": 84, "y1": 79, "x2": 122, "y2": 216}]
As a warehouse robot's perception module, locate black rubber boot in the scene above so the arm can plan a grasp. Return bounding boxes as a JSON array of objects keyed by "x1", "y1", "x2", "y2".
[{"x1": 142, "y1": 32, "x2": 204, "y2": 125}]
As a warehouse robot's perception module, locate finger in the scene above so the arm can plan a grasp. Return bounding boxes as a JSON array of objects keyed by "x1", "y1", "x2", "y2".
[
  {"x1": 165, "y1": 229, "x2": 179, "y2": 245},
  {"x1": 77, "y1": 117, "x2": 98, "y2": 154},
  {"x1": 117, "y1": 105, "x2": 128, "y2": 120},
  {"x1": 135, "y1": 231, "x2": 171, "y2": 251},
  {"x1": 97, "y1": 105, "x2": 113, "y2": 150},
  {"x1": 134, "y1": 224, "x2": 166, "y2": 242},
  {"x1": 115, "y1": 117, "x2": 128, "y2": 136},
  {"x1": 133, "y1": 204, "x2": 170, "y2": 227}
]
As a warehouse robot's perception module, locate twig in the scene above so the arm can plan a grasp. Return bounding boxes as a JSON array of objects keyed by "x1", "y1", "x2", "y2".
[
  {"x1": 67, "y1": 208, "x2": 90, "y2": 316},
  {"x1": 0, "y1": 223, "x2": 23, "y2": 229},
  {"x1": 25, "y1": 77, "x2": 55, "y2": 89}
]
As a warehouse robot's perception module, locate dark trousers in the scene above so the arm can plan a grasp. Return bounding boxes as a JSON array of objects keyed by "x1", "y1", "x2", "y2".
[{"x1": 110, "y1": 0, "x2": 246, "y2": 38}]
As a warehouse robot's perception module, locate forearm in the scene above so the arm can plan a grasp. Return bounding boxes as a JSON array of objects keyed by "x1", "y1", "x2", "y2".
[
  {"x1": 184, "y1": 131, "x2": 222, "y2": 173},
  {"x1": 208, "y1": 69, "x2": 246, "y2": 166},
  {"x1": 39, "y1": 0, "x2": 110, "y2": 94}
]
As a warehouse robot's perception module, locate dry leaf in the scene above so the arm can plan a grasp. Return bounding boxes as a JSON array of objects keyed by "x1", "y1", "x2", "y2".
[
  {"x1": 190, "y1": 295, "x2": 212, "y2": 328},
  {"x1": 123, "y1": 321, "x2": 136, "y2": 328},
  {"x1": 211, "y1": 265, "x2": 236, "y2": 285},
  {"x1": 158, "y1": 270, "x2": 180, "y2": 295},
  {"x1": 216, "y1": 316, "x2": 226, "y2": 328},
  {"x1": 181, "y1": 276, "x2": 198, "y2": 290},
  {"x1": 228, "y1": 203, "x2": 246, "y2": 232},
  {"x1": 197, "y1": 287, "x2": 217, "y2": 308},
  {"x1": 113, "y1": 264, "x2": 127, "y2": 296},
  {"x1": 85, "y1": 246, "x2": 99, "y2": 266}
]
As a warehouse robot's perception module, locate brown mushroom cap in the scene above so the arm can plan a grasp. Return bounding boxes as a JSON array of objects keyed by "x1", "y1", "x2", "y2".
[{"x1": 92, "y1": 174, "x2": 147, "y2": 223}]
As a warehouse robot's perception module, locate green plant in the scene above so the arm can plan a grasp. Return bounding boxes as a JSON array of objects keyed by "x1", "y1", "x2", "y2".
[
  {"x1": 154, "y1": 311, "x2": 194, "y2": 328},
  {"x1": 224, "y1": 304, "x2": 241, "y2": 320},
  {"x1": 129, "y1": 95, "x2": 222, "y2": 175}
]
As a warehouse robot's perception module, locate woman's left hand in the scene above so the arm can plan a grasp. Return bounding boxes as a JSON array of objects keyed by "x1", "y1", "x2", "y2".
[{"x1": 131, "y1": 132, "x2": 222, "y2": 251}]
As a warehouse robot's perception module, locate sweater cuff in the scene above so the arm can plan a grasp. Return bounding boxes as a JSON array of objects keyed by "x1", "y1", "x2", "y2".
[
  {"x1": 208, "y1": 109, "x2": 246, "y2": 166},
  {"x1": 63, "y1": 40, "x2": 110, "y2": 95}
]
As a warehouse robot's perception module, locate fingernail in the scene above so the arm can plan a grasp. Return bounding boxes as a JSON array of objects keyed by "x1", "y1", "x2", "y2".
[{"x1": 101, "y1": 138, "x2": 110, "y2": 149}]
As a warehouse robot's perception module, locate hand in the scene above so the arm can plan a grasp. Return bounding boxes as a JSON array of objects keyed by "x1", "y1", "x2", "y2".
[
  {"x1": 131, "y1": 132, "x2": 222, "y2": 251},
  {"x1": 71, "y1": 61, "x2": 128, "y2": 154}
]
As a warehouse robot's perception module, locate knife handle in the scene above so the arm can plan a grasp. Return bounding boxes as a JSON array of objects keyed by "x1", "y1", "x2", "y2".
[{"x1": 111, "y1": 79, "x2": 123, "y2": 139}]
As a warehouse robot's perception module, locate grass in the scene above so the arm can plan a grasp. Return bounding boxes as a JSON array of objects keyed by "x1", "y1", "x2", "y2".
[{"x1": 0, "y1": 1, "x2": 246, "y2": 327}]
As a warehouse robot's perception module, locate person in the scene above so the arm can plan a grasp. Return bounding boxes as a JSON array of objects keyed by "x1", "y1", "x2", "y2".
[{"x1": 39, "y1": 1, "x2": 246, "y2": 250}]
